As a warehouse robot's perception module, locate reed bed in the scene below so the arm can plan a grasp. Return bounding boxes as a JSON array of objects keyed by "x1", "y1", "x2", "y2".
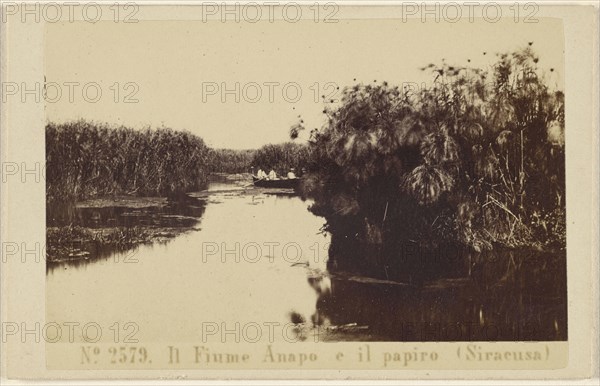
[
  {"x1": 46, "y1": 121, "x2": 212, "y2": 202},
  {"x1": 251, "y1": 142, "x2": 311, "y2": 175}
]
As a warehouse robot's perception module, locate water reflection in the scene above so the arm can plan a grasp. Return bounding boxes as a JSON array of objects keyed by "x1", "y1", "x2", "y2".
[
  {"x1": 47, "y1": 179, "x2": 328, "y2": 343},
  {"x1": 309, "y1": 241, "x2": 566, "y2": 341},
  {"x1": 310, "y1": 270, "x2": 566, "y2": 341},
  {"x1": 48, "y1": 199, "x2": 206, "y2": 229},
  {"x1": 46, "y1": 196, "x2": 207, "y2": 272},
  {"x1": 46, "y1": 177, "x2": 566, "y2": 342}
]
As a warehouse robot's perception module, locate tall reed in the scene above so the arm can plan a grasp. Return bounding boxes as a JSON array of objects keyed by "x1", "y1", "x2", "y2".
[
  {"x1": 251, "y1": 142, "x2": 311, "y2": 175},
  {"x1": 207, "y1": 148, "x2": 255, "y2": 174},
  {"x1": 46, "y1": 120, "x2": 211, "y2": 202}
]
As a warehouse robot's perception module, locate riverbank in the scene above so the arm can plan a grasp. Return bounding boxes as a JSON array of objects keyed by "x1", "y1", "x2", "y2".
[
  {"x1": 46, "y1": 225, "x2": 196, "y2": 263},
  {"x1": 46, "y1": 192, "x2": 207, "y2": 264}
]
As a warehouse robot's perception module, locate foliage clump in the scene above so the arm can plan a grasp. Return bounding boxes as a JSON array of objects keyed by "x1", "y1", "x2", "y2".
[{"x1": 301, "y1": 48, "x2": 565, "y2": 257}]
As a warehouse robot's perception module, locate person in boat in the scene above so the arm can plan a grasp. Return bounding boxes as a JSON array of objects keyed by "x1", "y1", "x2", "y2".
[
  {"x1": 268, "y1": 169, "x2": 278, "y2": 180},
  {"x1": 287, "y1": 168, "x2": 297, "y2": 179},
  {"x1": 257, "y1": 169, "x2": 267, "y2": 179}
]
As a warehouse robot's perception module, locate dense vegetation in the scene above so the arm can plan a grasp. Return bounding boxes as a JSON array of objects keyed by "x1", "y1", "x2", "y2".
[
  {"x1": 46, "y1": 122, "x2": 315, "y2": 204},
  {"x1": 207, "y1": 148, "x2": 255, "y2": 174},
  {"x1": 298, "y1": 48, "x2": 565, "y2": 279},
  {"x1": 251, "y1": 142, "x2": 311, "y2": 175},
  {"x1": 46, "y1": 121, "x2": 211, "y2": 202}
]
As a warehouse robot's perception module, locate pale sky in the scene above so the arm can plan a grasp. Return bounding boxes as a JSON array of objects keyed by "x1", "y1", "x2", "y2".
[{"x1": 45, "y1": 15, "x2": 564, "y2": 149}]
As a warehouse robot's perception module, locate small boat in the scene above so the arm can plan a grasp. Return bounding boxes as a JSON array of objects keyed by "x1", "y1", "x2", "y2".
[{"x1": 252, "y1": 176, "x2": 300, "y2": 189}]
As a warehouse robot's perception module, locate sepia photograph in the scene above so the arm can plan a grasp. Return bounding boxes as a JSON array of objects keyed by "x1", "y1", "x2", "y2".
[
  {"x1": 45, "y1": 8, "x2": 567, "y2": 344},
  {"x1": 1, "y1": 1, "x2": 598, "y2": 382}
]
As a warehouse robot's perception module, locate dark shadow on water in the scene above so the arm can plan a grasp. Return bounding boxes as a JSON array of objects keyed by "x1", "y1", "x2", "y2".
[{"x1": 307, "y1": 247, "x2": 567, "y2": 341}]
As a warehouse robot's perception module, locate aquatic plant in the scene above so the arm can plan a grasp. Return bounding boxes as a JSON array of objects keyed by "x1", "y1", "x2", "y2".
[{"x1": 301, "y1": 47, "x2": 565, "y2": 279}]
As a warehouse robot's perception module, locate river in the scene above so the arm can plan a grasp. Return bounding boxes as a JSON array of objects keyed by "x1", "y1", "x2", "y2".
[{"x1": 46, "y1": 175, "x2": 567, "y2": 343}]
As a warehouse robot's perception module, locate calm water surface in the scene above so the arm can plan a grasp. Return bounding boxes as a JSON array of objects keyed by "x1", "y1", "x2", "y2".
[{"x1": 47, "y1": 178, "x2": 566, "y2": 343}]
